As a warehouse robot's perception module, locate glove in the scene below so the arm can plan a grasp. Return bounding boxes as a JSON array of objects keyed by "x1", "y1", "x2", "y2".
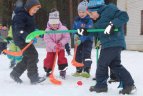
[
  {"x1": 5, "y1": 37, "x2": 13, "y2": 43},
  {"x1": 39, "y1": 35, "x2": 44, "y2": 38},
  {"x1": 74, "y1": 34, "x2": 81, "y2": 46},
  {"x1": 56, "y1": 43, "x2": 62, "y2": 50},
  {"x1": 104, "y1": 22, "x2": 114, "y2": 34},
  {"x1": 74, "y1": 40, "x2": 81, "y2": 46},
  {"x1": 95, "y1": 40, "x2": 101, "y2": 49},
  {"x1": 74, "y1": 34, "x2": 79, "y2": 41},
  {"x1": 32, "y1": 38, "x2": 37, "y2": 44},
  {"x1": 77, "y1": 28, "x2": 88, "y2": 36}
]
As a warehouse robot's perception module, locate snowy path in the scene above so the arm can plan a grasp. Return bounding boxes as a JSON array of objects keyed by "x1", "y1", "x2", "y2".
[{"x1": 0, "y1": 48, "x2": 143, "y2": 96}]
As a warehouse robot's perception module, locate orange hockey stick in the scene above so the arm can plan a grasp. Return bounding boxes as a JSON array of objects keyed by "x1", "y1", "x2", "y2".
[
  {"x1": 71, "y1": 44, "x2": 84, "y2": 67},
  {"x1": 49, "y1": 48, "x2": 62, "y2": 85},
  {"x1": 2, "y1": 41, "x2": 33, "y2": 56}
]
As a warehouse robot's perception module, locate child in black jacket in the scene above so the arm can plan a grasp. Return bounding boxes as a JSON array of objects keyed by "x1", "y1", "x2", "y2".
[{"x1": 10, "y1": 0, "x2": 46, "y2": 84}]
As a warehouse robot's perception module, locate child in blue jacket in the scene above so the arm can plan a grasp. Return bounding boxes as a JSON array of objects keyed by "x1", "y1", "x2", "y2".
[
  {"x1": 87, "y1": 0, "x2": 136, "y2": 94},
  {"x1": 72, "y1": 0, "x2": 93, "y2": 78}
]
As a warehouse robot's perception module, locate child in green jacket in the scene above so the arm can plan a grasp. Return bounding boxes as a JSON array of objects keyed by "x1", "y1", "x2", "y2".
[{"x1": 7, "y1": 26, "x2": 22, "y2": 68}]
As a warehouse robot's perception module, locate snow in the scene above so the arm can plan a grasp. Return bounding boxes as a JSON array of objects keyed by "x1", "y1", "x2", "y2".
[{"x1": 0, "y1": 48, "x2": 143, "y2": 96}]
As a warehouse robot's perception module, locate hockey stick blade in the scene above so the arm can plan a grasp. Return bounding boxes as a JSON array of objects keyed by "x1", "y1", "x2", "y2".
[
  {"x1": 49, "y1": 75, "x2": 62, "y2": 85},
  {"x1": 2, "y1": 41, "x2": 33, "y2": 56}
]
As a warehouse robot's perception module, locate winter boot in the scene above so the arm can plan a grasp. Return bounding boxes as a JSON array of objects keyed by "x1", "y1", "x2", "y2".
[
  {"x1": 89, "y1": 86, "x2": 108, "y2": 93},
  {"x1": 59, "y1": 67, "x2": 68, "y2": 79},
  {"x1": 72, "y1": 67, "x2": 82, "y2": 77},
  {"x1": 67, "y1": 51, "x2": 71, "y2": 55},
  {"x1": 31, "y1": 77, "x2": 46, "y2": 84},
  {"x1": 29, "y1": 74, "x2": 46, "y2": 84},
  {"x1": 10, "y1": 70, "x2": 22, "y2": 83},
  {"x1": 92, "y1": 77, "x2": 96, "y2": 80},
  {"x1": 80, "y1": 72, "x2": 90, "y2": 78},
  {"x1": 44, "y1": 68, "x2": 52, "y2": 77},
  {"x1": 119, "y1": 85, "x2": 136, "y2": 94},
  {"x1": 80, "y1": 67, "x2": 90, "y2": 78},
  {"x1": 9, "y1": 60, "x2": 16, "y2": 69},
  {"x1": 72, "y1": 72, "x2": 82, "y2": 77},
  {"x1": 60, "y1": 70, "x2": 66, "y2": 79},
  {"x1": 46, "y1": 69, "x2": 52, "y2": 77}
]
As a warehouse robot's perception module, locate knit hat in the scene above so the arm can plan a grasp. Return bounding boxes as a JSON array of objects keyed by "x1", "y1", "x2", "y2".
[
  {"x1": 48, "y1": 11, "x2": 60, "y2": 24},
  {"x1": 24, "y1": 0, "x2": 41, "y2": 11},
  {"x1": 88, "y1": 0, "x2": 105, "y2": 12},
  {"x1": 78, "y1": 0, "x2": 88, "y2": 12}
]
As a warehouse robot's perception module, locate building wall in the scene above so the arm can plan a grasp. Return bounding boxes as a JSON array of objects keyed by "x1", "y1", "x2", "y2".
[{"x1": 117, "y1": 0, "x2": 143, "y2": 51}]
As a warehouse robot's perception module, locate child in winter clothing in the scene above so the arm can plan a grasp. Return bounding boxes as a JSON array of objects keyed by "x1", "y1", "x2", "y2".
[
  {"x1": 6, "y1": 26, "x2": 22, "y2": 68},
  {"x1": 93, "y1": 36, "x2": 119, "y2": 82},
  {"x1": 0, "y1": 24, "x2": 8, "y2": 54},
  {"x1": 87, "y1": 0, "x2": 136, "y2": 94},
  {"x1": 10, "y1": 0, "x2": 46, "y2": 84},
  {"x1": 72, "y1": 0, "x2": 94, "y2": 78},
  {"x1": 44, "y1": 9, "x2": 70, "y2": 79}
]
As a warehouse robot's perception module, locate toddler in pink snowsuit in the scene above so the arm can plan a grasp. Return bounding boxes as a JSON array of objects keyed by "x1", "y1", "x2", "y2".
[{"x1": 43, "y1": 9, "x2": 70, "y2": 79}]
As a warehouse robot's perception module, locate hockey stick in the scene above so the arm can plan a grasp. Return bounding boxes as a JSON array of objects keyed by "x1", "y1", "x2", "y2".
[
  {"x1": 93, "y1": 39, "x2": 100, "y2": 80},
  {"x1": 71, "y1": 44, "x2": 84, "y2": 67},
  {"x1": 49, "y1": 48, "x2": 62, "y2": 85},
  {"x1": 25, "y1": 29, "x2": 119, "y2": 43},
  {"x1": 2, "y1": 41, "x2": 33, "y2": 56}
]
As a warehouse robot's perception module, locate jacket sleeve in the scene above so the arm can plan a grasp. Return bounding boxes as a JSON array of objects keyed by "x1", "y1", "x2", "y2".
[
  {"x1": 111, "y1": 11, "x2": 129, "y2": 27},
  {"x1": 95, "y1": 4, "x2": 129, "y2": 28},
  {"x1": 13, "y1": 13, "x2": 29, "y2": 40},
  {"x1": 59, "y1": 27, "x2": 70, "y2": 46}
]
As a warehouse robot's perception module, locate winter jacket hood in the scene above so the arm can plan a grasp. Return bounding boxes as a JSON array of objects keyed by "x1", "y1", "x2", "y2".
[{"x1": 24, "y1": 0, "x2": 41, "y2": 11}]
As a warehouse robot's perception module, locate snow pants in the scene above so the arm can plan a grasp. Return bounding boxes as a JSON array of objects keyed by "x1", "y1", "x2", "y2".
[
  {"x1": 12, "y1": 44, "x2": 39, "y2": 81},
  {"x1": 44, "y1": 49, "x2": 68, "y2": 71},
  {"x1": 75, "y1": 40, "x2": 93, "y2": 73},
  {"x1": 95, "y1": 47, "x2": 134, "y2": 88}
]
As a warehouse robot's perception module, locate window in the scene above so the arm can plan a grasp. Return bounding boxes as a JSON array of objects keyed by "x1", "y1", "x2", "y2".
[
  {"x1": 141, "y1": 10, "x2": 143, "y2": 35},
  {"x1": 124, "y1": 24, "x2": 127, "y2": 36},
  {"x1": 105, "y1": 0, "x2": 117, "y2": 4}
]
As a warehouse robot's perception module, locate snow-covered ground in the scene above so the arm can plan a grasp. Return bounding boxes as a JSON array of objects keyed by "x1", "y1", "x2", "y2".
[{"x1": 0, "y1": 48, "x2": 143, "y2": 96}]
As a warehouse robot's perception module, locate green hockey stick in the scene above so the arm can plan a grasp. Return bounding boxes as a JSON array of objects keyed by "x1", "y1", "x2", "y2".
[{"x1": 25, "y1": 29, "x2": 118, "y2": 43}]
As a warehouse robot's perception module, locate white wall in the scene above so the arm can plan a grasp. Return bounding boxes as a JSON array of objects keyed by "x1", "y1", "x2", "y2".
[{"x1": 117, "y1": 0, "x2": 143, "y2": 51}]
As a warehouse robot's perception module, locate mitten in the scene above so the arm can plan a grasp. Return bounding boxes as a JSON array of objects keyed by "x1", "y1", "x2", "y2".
[
  {"x1": 56, "y1": 43, "x2": 62, "y2": 50},
  {"x1": 104, "y1": 21, "x2": 114, "y2": 34},
  {"x1": 77, "y1": 28, "x2": 88, "y2": 36},
  {"x1": 74, "y1": 34, "x2": 81, "y2": 46},
  {"x1": 32, "y1": 38, "x2": 37, "y2": 44}
]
